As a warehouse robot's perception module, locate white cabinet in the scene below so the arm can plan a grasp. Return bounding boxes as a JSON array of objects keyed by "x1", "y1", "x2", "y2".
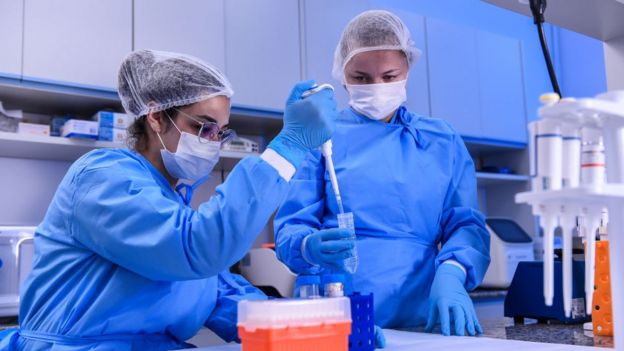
[
  {"x1": 22, "y1": 0, "x2": 132, "y2": 89},
  {"x1": 0, "y1": 0, "x2": 23, "y2": 77},
  {"x1": 477, "y1": 30, "x2": 527, "y2": 143},
  {"x1": 224, "y1": 0, "x2": 301, "y2": 110},
  {"x1": 388, "y1": 9, "x2": 430, "y2": 117},
  {"x1": 302, "y1": 0, "x2": 371, "y2": 110},
  {"x1": 133, "y1": 0, "x2": 226, "y2": 72},
  {"x1": 426, "y1": 17, "x2": 482, "y2": 138}
]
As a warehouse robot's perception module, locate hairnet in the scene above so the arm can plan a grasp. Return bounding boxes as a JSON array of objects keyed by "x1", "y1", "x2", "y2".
[
  {"x1": 332, "y1": 10, "x2": 421, "y2": 82},
  {"x1": 118, "y1": 49, "x2": 233, "y2": 117}
]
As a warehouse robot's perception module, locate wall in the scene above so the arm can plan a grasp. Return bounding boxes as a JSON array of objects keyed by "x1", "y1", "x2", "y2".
[
  {"x1": 0, "y1": 157, "x2": 70, "y2": 226},
  {"x1": 603, "y1": 36, "x2": 624, "y2": 91}
]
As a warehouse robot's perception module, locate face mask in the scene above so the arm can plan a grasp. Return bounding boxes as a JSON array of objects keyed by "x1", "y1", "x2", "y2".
[
  {"x1": 157, "y1": 128, "x2": 221, "y2": 181},
  {"x1": 346, "y1": 79, "x2": 407, "y2": 120}
]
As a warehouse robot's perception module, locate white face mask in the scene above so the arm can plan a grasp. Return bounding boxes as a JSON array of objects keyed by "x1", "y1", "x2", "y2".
[
  {"x1": 157, "y1": 128, "x2": 221, "y2": 181},
  {"x1": 346, "y1": 79, "x2": 407, "y2": 120}
]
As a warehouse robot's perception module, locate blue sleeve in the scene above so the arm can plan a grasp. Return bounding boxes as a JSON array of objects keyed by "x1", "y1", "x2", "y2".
[
  {"x1": 274, "y1": 151, "x2": 327, "y2": 274},
  {"x1": 435, "y1": 134, "x2": 491, "y2": 290},
  {"x1": 204, "y1": 271, "x2": 267, "y2": 343},
  {"x1": 71, "y1": 155, "x2": 290, "y2": 281}
]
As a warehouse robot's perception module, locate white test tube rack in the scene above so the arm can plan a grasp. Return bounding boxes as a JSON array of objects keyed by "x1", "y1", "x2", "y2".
[{"x1": 516, "y1": 92, "x2": 624, "y2": 351}]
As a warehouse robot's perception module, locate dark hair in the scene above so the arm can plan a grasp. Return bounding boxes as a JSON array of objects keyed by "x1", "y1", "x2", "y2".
[{"x1": 127, "y1": 106, "x2": 181, "y2": 152}]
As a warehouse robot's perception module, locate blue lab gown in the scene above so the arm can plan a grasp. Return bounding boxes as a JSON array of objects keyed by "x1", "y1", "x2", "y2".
[
  {"x1": 274, "y1": 106, "x2": 490, "y2": 328},
  {"x1": 0, "y1": 148, "x2": 289, "y2": 350}
]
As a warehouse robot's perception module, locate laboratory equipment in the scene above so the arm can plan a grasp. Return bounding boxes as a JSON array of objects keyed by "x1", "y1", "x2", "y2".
[
  {"x1": 239, "y1": 247, "x2": 296, "y2": 298},
  {"x1": 301, "y1": 84, "x2": 345, "y2": 214},
  {"x1": 302, "y1": 84, "x2": 359, "y2": 274},
  {"x1": 504, "y1": 261, "x2": 589, "y2": 324},
  {"x1": 593, "y1": 239, "x2": 613, "y2": 336},
  {"x1": 561, "y1": 122, "x2": 581, "y2": 188},
  {"x1": 516, "y1": 90, "x2": 624, "y2": 350},
  {"x1": 220, "y1": 136, "x2": 260, "y2": 154},
  {"x1": 237, "y1": 297, "x2": 352, "y2": 351},
  {"x1": 348, "y1": 293, "x2": 376, "y2": 351},
  {"x1": 0, "y1": 226, "x2": 35, "y2": 317},
  {"x1": 481, "y1": 218, "x2": 534, "y2": 288},
  {"x1": 294, "y1": 275, "x2": 321, "y2": 299}
]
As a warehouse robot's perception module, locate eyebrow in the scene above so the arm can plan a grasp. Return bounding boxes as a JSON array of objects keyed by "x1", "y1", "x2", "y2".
[
  {"x1": 352, "y1": 69, "x2": 401, "y2": 76},
  {"x1": 195, "y1": 115, "x2": 218, "y2": 124},
  {"x1": 382, "y1": 69, "x2": 400, "y2": 75}
]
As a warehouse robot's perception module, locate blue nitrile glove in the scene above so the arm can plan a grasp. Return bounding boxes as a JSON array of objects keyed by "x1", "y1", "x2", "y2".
[
  {"x1": 425, "y1": 263, "x2": 483, "y2": 336},
  {"x1": 375, "y1": 325, "x2": 386, "y2": 348},
  {"x1": 268, "y1": 80, "x2": 338, "y2": 167},
  {"x1": 302, "y1": 228, "x2": 355, "y2": 272}
]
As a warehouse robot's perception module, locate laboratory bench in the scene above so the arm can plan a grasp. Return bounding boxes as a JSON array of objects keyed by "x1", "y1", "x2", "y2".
[{"x1": 0, "y1": 316, "x2": 614, "y2": 349}]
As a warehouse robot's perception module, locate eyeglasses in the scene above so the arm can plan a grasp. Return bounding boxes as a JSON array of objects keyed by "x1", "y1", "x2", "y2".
[{"x1": 168, "y1": 108, "x2": 236, "y2": 145}]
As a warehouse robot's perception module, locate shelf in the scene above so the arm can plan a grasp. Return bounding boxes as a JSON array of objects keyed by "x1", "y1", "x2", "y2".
[
  {"x1": 464, "y1": 137, "x2": 527, "y2": 156},
  {"x1": 483, "y1": 0, "x2": 624, "y2": 41},
  {"x1": 0, "y1": 131, "x2": 257, "y2": 164},
  {"x1": 0, "y1": 75, "x2": 285, "y2": 122},
  {"x1": 476, "y1": 172, "x2": 530, "y2": 186}
]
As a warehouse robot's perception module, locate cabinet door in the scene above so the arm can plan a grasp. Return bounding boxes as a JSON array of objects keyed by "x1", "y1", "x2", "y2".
[
  {"x1": 23, "y1": 0, "x2": 132, "y2": 89},
  {"x1": 426, "y1": 17, "x2": 481, "y2": 138},
  {"x1": 477, "y1": 30, "x2": 527, "y2": 143},
  {"x1": 225, "y1": 0, "x2": 301, "y2": 110},
  {"x1": 302, "y1": 0, "x2": 371, "y2": 110},
  {"x1": 133, "y1": 0, "x2": 226, "y2": 72},
  {"x1": 0, "y1": 0, "x2": 23, "y2": 77}
]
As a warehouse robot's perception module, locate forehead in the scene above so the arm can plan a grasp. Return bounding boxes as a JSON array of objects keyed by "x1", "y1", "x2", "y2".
[{"x1": 345, "y1": 50, "x2": 408, "y2": 74}]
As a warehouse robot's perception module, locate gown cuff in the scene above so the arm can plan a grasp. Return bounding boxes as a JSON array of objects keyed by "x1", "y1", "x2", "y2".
[
  {"x1": 442, "y1": 260, "x2": 467, "y2": 276},
  {"x1": 260, "y1": 149, "x2": 296, "y2": 182}
]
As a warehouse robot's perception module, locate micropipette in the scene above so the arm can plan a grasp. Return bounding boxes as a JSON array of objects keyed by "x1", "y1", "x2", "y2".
[{"x1": 301, "y1": 84, "x2": 345, "y2": 214}]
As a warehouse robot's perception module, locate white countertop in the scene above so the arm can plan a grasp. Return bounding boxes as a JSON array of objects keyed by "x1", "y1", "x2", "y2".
[{"x1": 182, "y1": 329, "x2": 604, "y2": 351}]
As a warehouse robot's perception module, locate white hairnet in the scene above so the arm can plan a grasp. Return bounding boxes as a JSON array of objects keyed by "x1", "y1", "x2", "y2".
[
  {"x1": 118, "y1": 49, "x2": 233, "y2": 117},
  {"x1": 332, "y1": 10, "x2": 421, "y2": 82}
]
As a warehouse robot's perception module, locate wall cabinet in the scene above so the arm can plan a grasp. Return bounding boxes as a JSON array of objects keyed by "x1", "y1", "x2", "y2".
[
  {"x1": 22, "y1": 0, "x2": 132, "y2": 89},
  {"x1": 133, "y1": 0, "x2": 226, "y2": 72},
  {"x1": 224, "y1": 0, "x2": 301, "y2": 110},
  {"x1": 0, "y1": 1, "x2": 23, "y2": 77}
]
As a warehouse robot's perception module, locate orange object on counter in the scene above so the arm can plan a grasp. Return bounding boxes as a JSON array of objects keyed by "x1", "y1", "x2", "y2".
[
  {"x1": 593, "y1": 240, "x2": 613, "y2": 336},
  {"x1": 237, "y1": 297, "x2": 352, "y2": 351},
  {"x1": 238, "y1": 322, "x2": 351, "y2": 351}
]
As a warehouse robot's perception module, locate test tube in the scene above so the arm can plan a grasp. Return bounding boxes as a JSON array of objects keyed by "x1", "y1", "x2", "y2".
[
  {"x1": 533, "y1": 119, "x2": 563, "y2": 191},
  {"x1": 561, "y1": 123, "x2": 581, "y2": 188},
  {"x1": 337, "y1": 212, "x2": 358, "y2": 274},
  {"x1": 581, "y1": 128, "x2": 605, "y2": 189}
]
